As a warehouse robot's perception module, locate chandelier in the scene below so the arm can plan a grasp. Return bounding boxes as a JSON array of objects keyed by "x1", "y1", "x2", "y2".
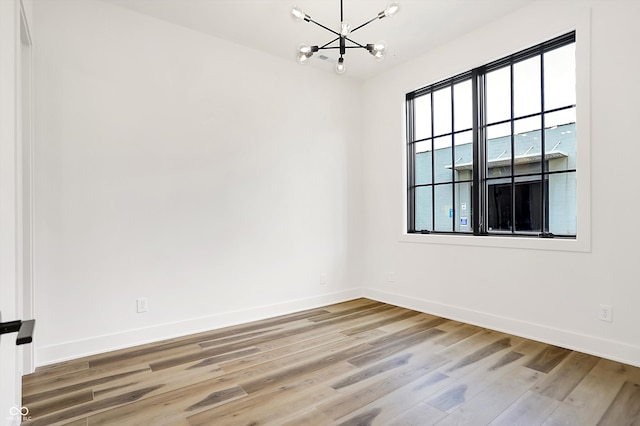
[{"x1": 291, "y1": 0, "x2": 400, "y2": 74}]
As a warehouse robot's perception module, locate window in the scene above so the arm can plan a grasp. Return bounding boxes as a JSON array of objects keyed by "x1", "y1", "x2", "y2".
[{"x1": 406, "y1": 32, "x2": 576, "y2": 238}]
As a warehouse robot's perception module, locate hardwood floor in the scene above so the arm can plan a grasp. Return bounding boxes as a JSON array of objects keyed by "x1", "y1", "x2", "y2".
[{"x1": 22, "y1": 299, "x2": 640, "y2": 425}]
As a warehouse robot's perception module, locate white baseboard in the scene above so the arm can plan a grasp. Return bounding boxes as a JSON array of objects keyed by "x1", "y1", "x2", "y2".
[
  {"x1": 35, "y1": 288, "x2": 363, "y2": 367},
  {"x1": 363, "y1": 287, "x2": 640, "y2": 368},
  {"x1": 36, "y1": 287, "x2": 640, "y2": 369}
]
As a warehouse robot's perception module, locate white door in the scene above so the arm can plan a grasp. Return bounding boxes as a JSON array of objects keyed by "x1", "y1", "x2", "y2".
[
  {"x1": 19, "y1": 0, "x2": 34, "y2": 376},
  {"x1": 0, "y1": 1, "x2": 34, "y2": 424}
]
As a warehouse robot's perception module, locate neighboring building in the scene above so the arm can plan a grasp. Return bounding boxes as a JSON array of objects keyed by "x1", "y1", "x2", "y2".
[{"x1": 415, "y1": 122, "x2": 576, "y2": 235}]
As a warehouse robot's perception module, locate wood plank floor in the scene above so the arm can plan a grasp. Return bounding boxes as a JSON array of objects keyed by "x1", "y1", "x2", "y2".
[{"x1": 22, "y1": 299, "x2": 640, "y2": 425}]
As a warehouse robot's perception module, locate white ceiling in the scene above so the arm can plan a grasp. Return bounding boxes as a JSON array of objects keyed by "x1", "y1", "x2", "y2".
[{"x1": 101, "y1": 0, "x2": 535, "y2": 80}]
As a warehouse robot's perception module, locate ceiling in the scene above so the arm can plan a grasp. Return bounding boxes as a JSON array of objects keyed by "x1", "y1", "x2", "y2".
[{"x1": 101, "y1": 0, "x2": 535, "y2": 80}]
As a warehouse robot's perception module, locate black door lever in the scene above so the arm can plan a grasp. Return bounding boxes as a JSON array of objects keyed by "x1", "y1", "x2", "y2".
[{"x1": 0, "y1": 319, "x2": 35, "y2": 345}]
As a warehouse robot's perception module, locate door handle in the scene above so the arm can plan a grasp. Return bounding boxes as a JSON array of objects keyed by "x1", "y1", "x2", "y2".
[{"x1": 0, "y1": 319, "x2": 35, "y2": 345}]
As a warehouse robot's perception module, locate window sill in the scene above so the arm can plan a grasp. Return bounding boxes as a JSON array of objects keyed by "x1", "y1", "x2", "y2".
[{"x1": 399, "y1": 232, "x2": 590, "y2": 253}]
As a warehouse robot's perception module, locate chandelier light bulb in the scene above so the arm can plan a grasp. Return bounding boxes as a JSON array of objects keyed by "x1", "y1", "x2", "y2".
[
  {"x1": 371, "y1": 40, "x2": 387, "y2": 61},
  {"x1": 296, "y1": 43, "x2": 314, "y2": 64},
  {"x1": 384, "y1": 2, "x2": 400, "y2": 18},
  {"x1": 291, "y1": 5, "x2": 306, "y2": 21},
  {"x1": 335, "y1": 58, "x2": 346, "y2": 74},
  {"x1": 340, "y1": 21, "x2": 351, "y2": 37},
  {"x1": 297, "y1": 43, "x2": 312, "y2": 54}
]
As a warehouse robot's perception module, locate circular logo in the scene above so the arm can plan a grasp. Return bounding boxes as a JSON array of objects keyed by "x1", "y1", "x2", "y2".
[{"x1": 9, "y1": 406, "x2": 29, "y2": 416}]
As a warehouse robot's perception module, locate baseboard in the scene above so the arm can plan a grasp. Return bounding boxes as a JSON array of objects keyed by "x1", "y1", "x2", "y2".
[
  {"x1": 35, "y1": 288, "x2": 363, "y2": 367},
  {"x1": 363, "y1": 287, "x2": 640, "y2": 368},
  {"x1": 37, "y1": 287, "x2": 640, "y2": 369}
]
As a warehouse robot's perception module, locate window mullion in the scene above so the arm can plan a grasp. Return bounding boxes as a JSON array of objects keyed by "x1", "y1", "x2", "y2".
[
  {"x1": 430, "y1": 91, "x2": 436, "y2": 231},
  {"x1": 539, "y1": 47, "x2": 548, "y2": 235},
  {"x1": 472, "y1": 68, "x2": 485, "y2": 235},
  {"x1": 509, "y1": 61, "x2": 516, "y2": 235},
  {"x1": 406, "y1": 96, "x2": 416, "y2": 232},
  {"x1": 450, "y1": 82, "x2": 456, "y2": 232}
]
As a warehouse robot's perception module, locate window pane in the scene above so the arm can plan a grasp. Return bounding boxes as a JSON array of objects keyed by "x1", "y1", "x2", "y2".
[
  {"x1": 545, "y1": 118, "x2": 576, "y2": 173},
  {"x1": 514, "y1": 115, "x2": 541, "y2": 134},
  {"x1": 545, "y1": 107, "x2": 575, "y2": 128},
  {"x1": 434, "y1": 184, "x2": 453, "y2": 232},
  {"x1": 487, "y1": 124, "x2": 512, "y2": 177},
  {"x1": 486, "y1": 122, "x2": 511, "y2": 140},
  {"x1": 453, "y1": 130, "x2": 473, "y2": 178},
  {"x1": 415, "y1": 186, "x2": 433, "y2": 231},
  {"x1": 454, "y1": 79, "x2": 473, "y2": 131},
  {"x1": 544, "y1": 43, "x2": 576, "y2": 110},
  {"x1": 454, "y1": 130, "x2": 473, "y2": 147},
  {"x1": 434, "y1": 135, "x2": 453, "y2": 184},
  {"x1": 548, "y1": 171, "x2": 576, "y2": 235},
  {"x1": 455, "y1": 182, "x2": 472, "y2": 232},
  {"x1": 514, "y1": 179, "x2": 543, "y2": 233},
  {"x1": 415, "y1": 140, "x2": 432, "y2": 153},
  {"x1": 513, "y1": 56, "x2": 541, "y2": 118},
  {"x1": 414, "y1": 94, "x2": 432, "y2": 140},
  {"x1": 415, "y1": 146, "x2": 432, "y2": 185},
  {"x1": 514, "y1": 116, "x2": 542, "y2": 175},
  {"x1": 486, "y1": 67, "x2": 510, "y2": 124},
  {"x1": 433, "y1": 87, "x2": 452, "y2": 136},
  {"x1": 488, "y1": 183, "x2": 512, "y2": 232}
]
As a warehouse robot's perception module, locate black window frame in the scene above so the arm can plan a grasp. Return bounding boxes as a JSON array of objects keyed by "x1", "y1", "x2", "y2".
[{"x1": 406, "y1": 31, "x2": 576, "y2": 238}]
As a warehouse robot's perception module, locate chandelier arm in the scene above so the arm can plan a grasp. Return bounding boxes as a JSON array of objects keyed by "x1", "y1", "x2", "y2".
[
  {"x1": 350, "y1": 16, "x2": 379, "y2": 34},
  {"x1": 344, "y1": 37, "x2": 367, "y2": 49},
  {"x1": 307, "y1": 19, "x2": 341, "y2": 37},
  {"x1": 319, "y1": 37, "x2": 340, "y2": 49},
  {"x1": 313, "y1": 39, "x2": 371, "y2": 51}
]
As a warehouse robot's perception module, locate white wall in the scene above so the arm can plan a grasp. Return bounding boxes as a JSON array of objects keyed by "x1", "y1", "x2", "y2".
[
  {"x1": 361, "y1": 0, "x2": 640, "y2": 367},
  {"x1": 33, "y1": 0, "x2": 363, "y2": 365}
]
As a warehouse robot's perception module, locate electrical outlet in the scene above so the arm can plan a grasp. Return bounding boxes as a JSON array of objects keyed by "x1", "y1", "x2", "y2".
[
  {"x1": 136, "y1": 298, "x2": 148, "y2": 313},
  {"x1": 320, "y1": 273, "x2": 327, "y2": 285},
  {"x1": 388, "y1": 272, "x2": 395, "y2": 283},
  {"x1": 598, "y1": 304, "x2": 612, "y2": 322}
]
